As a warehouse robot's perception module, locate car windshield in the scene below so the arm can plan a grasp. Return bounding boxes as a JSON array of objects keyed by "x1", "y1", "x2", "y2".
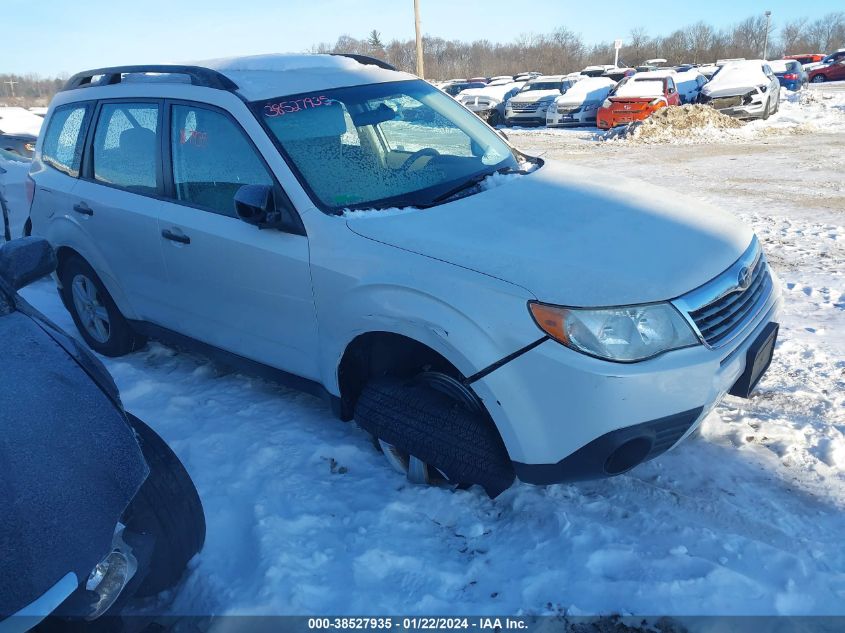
[
  {"x1": 519, "y1": 82, "x2": 561, "y2": 93},
  {"x1": 255, "y1": 80, "x2": 519, "y2": 213}
]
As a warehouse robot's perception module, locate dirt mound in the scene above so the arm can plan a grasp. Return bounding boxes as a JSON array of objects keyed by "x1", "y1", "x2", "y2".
[{"x1": 605, "y1": 104, "x2": 743, "y2": 144}]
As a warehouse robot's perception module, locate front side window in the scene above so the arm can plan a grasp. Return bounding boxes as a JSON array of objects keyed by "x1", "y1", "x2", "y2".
[
  {"x1": 170, "y1": 104, "x2": 273, "y2": 216},
  {"x1": 42, "y1": 104, "x2": 90, "y2": 177},
  {"x1": 93, "y1": 102, "x2": 159, "y2": 194},
  {"x1": 255, "y1": 80, "x2": 519, "y2": 212}
]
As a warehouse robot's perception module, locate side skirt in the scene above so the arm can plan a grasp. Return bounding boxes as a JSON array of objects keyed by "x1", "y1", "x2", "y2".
[{"x1": 127, "y1": 320, "x2": 344, "y2": 418}]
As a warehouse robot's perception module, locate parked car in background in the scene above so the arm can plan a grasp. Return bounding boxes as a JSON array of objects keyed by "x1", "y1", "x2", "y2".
[
  {"x1": 546, "y1": 77, "x2": 616, "y2": 127},
  {"x1": 442, "y1": 81, "x2": 487, "y2": 97},
  {"x1": 468, "y1": 76, "x2": 488, "y2": 84},
  {"x1": 0, "y1": 107, "x2": 44, "y2": 158},
  {"x1": 601, "y1": 67, "x2": 636, "y2": 83},
  {"x1": 808, "y1": 57, "x2": 845, "y2": 83},
  {"x1": 769, "y1": 59, "x2": 808, "y2": 90},
  {"x1": 783, "y1": 53, "x2": 825, "y2": 67},
  {"x1": 504, "y1": 75, "x2": 577, "y2": 125},
  {"x1": 698, "y1": 64, "x2": 720, "y2": 80},
  {"x1": 0, "y1": 237, "x2": 205, "y2": 631},
  {"x1": 698, "y1": 60, "x2": 781, "y2": 120},
  {"x1": 0, "y1": 132, "x2": 37, "y2": 159},
  {"x1": 458, "y1": 81, "x2": 525, "y2": 125},
  {"x1": 597, "y1": 71, "x2": 681, "y2": 129},
  {"x1": 581, "y1": 65, "x2": 618, "y2": 77},
  {"x1": 804, "y1": 49, "x2": 845, "y2": 72},
  {"x1": 646, "y1": 69, "x2": 707, "y2": 104}
]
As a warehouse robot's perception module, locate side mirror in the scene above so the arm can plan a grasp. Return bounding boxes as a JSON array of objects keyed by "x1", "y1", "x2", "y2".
[
  {"x1": 0, "y1": 237, "x2": 57, "y2": 291},
  {"x1": 234, "y1": 185, "x2": 284, "y2": 229}
]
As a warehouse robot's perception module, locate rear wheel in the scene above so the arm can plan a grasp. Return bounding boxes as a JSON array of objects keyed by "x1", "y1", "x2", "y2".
[
  {"x1": 122, "y1": 414, "x2": 206, "y2": 597},
  {"x1": 355, "y1": 372, "x2": 515, "y2": 498},
  {"x1": 59, "y1": 256, "x2": 146, "y2": 356},
  {"x1": 811, "y1": 74, "x2": 826, "y2": 83}
]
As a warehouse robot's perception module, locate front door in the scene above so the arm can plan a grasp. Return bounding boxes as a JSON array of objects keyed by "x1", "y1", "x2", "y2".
[{"x1": 156, "y1": 102, "x2": 319, "y2": 379}]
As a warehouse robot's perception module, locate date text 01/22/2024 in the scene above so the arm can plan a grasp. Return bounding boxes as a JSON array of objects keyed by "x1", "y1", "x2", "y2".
[{"x1": 307, "y1": 617, "x2": 529, "y2": 630}]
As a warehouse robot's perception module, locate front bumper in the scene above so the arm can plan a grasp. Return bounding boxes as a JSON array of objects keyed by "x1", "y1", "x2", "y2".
[
  {"x1": 546, "y1": 108, "x2": 598, "y2": 127},
  {"x1": 504, "y1": 106, "x2": 550, "y2": 126},
  {"x1": 472, "y1": 284, "x2": 782, "y2": 484}
]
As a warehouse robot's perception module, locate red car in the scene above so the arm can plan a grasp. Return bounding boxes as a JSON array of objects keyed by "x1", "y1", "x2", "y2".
[
  {"x1": 596, "y1": 72, "x2": 681, "y2": 129},
  {"x1": 809, "y1": 58, "x2": 845, "y2": 83},
  {"x1": 784, "y1": 54, "x2": 825, "y2": 65}
]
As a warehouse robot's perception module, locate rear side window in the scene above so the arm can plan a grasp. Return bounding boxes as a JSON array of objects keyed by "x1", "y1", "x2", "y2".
[
  {"x1": 42, "y1": 104, "x2": 90, "y2": 177},
  {"x1": 93, "y1": 102, "x2": 160, "y2": 194},
  {"x1": 169, "y1": 104, "x2": 273, "y2": 217}
]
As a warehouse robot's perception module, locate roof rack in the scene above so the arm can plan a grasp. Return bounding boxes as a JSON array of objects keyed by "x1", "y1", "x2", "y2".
[
  {"x1": 62, "y1": 65, "x2": 239, "y2": 92},
  {"x1": 330, "y1": 53, "x2": 396, "y2": 71}
]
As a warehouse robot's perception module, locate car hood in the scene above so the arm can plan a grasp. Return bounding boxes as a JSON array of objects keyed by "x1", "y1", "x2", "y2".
[
  {"x1": 510, "y1": 90, "x2": 560, "y2": 102},
  {"x1": 346, "y1": 161, "x2": 753, "y2": 306},
  {"x1": 0, "y1": 310, "x2": 148, "y2": 616}
]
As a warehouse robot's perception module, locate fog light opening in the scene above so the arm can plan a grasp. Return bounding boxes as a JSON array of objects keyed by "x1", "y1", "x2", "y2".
[
  {"x1": 604, "y1": 437, "x2": 652, "y2": 475},
  {"x1": 85, "y1": 527, "x2": 138, "y2": 620}
]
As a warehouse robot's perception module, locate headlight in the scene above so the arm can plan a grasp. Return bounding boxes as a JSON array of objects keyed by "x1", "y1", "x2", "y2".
[
  {"x1": 601, "y1": 99, "x2": 612, "y2": 108},
  {"x1": 528, "y1": 301, "x2": 699, "y2": 362}
]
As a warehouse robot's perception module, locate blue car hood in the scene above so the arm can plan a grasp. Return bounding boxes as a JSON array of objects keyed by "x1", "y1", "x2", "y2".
[{"x1": 0, "y1": 310, "x2": 148, "y2": 616}]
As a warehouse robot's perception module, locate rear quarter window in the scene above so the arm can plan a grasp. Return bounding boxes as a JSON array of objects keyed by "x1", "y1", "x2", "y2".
[{"x1": 41, "y1": 103, "x2": 91, "y2": 177}]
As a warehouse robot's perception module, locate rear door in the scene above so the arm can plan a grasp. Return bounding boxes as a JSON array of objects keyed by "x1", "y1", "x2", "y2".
[
  {"x1": 155, "y1": 101, "x2": 319, "y2": 379},
  {"x1": 30, "y1": 102, "x2": 94, "y2": 239},
  {"x1": 71, "y1": 100, "x2": 170, "y2": 323}
]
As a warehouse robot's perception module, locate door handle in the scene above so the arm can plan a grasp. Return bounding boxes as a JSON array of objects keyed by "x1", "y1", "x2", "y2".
[
  {"x1": 161, "y1": 229, "x2": 191, "y2": 245},
  {"x1": 72, "y1": 202, "x2": 93, "y2": 216}
]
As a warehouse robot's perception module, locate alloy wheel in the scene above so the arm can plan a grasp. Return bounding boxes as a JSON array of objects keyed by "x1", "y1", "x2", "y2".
[{"x1": 71, "y1": 274, "x2": 111, "y2": 343}]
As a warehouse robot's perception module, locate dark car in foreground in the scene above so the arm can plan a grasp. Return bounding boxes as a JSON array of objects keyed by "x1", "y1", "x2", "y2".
[
  {"x1": 0, "y1": 238, "x2": 205, "y2": 632},
  {"x1": 0, "y1": 133, "x2": 37, "y2": 159}
]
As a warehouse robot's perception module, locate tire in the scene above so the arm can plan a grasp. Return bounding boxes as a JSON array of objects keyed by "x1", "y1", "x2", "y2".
[
  {"x1": 59, "y1": 255, "x2": 146, "y2": 356},
  {"x1": 122, "y1": 414, "x2": 206, "y2": 597},
  {"x1": 487, "y1": 110, "x2": 502, "y2": 126},
  {"x1": 355, "y1": 375, "x2": 515, "y2": 498},
  {"x1": 811, "y1": 75, "x2": 826, "y2": 83},
  {"x1": 762, "y1": 97, "x2": 771, "y2": 120}
]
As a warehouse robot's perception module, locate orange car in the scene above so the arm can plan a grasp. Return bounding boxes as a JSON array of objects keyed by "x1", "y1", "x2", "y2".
[
  {"x1": 596, "y1": 72, "x2": 681, "y2": 129},
  {"x1": 783, "y1": 53, "x2": 825, "y2": 65}
]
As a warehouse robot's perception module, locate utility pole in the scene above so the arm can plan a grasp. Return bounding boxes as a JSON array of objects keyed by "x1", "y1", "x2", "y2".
[
  {"x1": 4, "y1": 79, "x2": 18, "y2": 98},
  {"x1": 414, "y1": 0, "x2": 425, "y2": 78},
  {"x1": 763, "y1": 10, "x2": 772, "y2": 60}
]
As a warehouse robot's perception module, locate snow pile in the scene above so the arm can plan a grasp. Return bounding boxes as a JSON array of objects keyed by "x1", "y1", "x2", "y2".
[{"x1": 604, "y1": 105, "x2": 742, "y2": 144}]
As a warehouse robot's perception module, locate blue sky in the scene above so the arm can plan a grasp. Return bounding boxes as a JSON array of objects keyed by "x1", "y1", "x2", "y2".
[{"x1": 3, "y1": 0, "x2": 841, "y2": 76}]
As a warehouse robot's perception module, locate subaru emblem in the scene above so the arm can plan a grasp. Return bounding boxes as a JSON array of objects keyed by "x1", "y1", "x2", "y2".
[{"x1": 737, "y1": 266, "x2": 752, "y2": 290}]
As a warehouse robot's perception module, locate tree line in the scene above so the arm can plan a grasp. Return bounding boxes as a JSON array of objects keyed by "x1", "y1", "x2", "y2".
[
  {"x1": 311, "y1": 12, "x2": 845, "y2": 79},
  {"x1": 2, "y1": 12, "x2": 843, "y2": 106}
]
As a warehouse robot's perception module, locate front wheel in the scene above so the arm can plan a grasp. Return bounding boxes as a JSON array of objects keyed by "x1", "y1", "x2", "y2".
[
  {"x1": 355, "y1": 372, "x2": 515, "y2": 498},
  {"x1": 122, "y1": 414, "x2": 206, "y2": 597}
]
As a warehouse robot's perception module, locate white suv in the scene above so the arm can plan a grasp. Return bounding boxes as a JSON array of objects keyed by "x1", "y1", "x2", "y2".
[{"x1": 28, "y1": 54, "x2": 781, "y2": 497}]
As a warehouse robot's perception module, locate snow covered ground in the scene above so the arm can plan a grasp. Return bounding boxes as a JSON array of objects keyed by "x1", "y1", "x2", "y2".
[{"x1": 6, "y1": 84, "x2": 845, "y2": 622}]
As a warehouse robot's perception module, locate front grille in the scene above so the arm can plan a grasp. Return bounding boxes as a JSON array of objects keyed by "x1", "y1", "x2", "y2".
[
  {"x1": 509, "y1": 101, "x2": 541, "y2": 112},
  {"x1": 680, "y1": 240, "x2": 774, "y2": 348},
  {"x1": 707, "y1": 95, "x2": 742, "y2": 109},
  {"x1": 557, "y1": 105, "x2": 580, "y2": 114}
]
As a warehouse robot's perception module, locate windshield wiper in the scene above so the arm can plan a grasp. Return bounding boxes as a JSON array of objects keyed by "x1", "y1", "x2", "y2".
[{"x1": 422, "y1": 166, "x2": 523, "y2": 208}]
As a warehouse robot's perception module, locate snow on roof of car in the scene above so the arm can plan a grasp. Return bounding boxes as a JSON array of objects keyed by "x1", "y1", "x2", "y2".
[
  {"x1": 458, "y1": 82, "x2": 525, "y2": 101},
  {"x1": 528, "y1": 75, "x2": 566, "y2": 82},
  {"x1": 614, "y1": 73, "x2": 667, "y2": 98},
  {"x1": 704, "y1": 60, "x2": 770, "y2": 93},
  {"x1": 768, "y1": 60, "x2": 792, "y2": 73},
  {"x1": 556, "y1": 77, "x2": 616, "y2": 103},
  {"x1": 0, "y1": 107, "x2": 44, "y2": 136},
  {"x1": 192, "y1": 54, "x2": 417, "y2": 100}
]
